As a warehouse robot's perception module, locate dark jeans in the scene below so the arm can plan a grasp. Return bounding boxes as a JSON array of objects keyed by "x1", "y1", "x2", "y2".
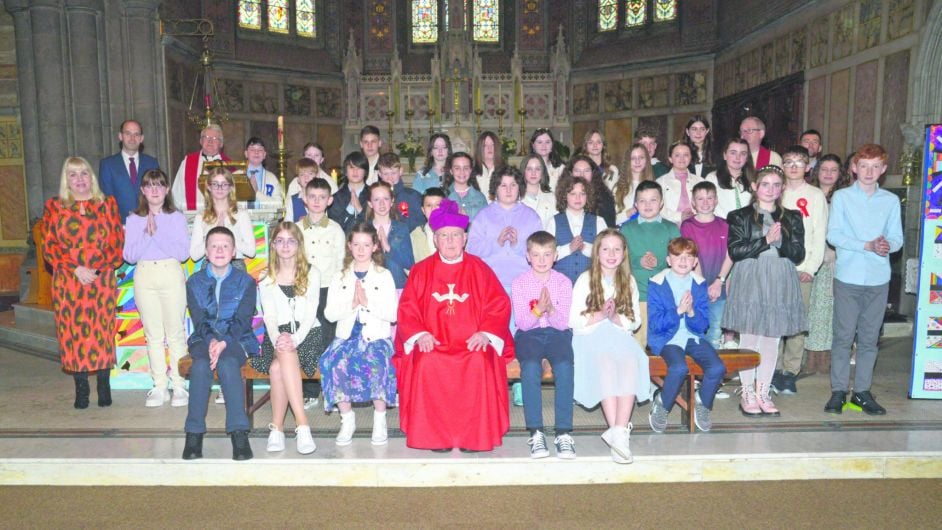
[
  {"x1": 659, "y1": 338, "x2": 725, "y2": 411},
  {"x1": 514, "y1": 327, "x2": 574, "y2": 434},
  {"x1": 303, "y1": 287, "x2": 335, "y2": 398},
  {"x1": 185, "y1": 340, "x2": 250, "y2": 434}
]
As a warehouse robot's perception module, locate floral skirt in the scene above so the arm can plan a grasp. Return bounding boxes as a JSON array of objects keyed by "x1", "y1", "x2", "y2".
[{"x1": 317, "y1": 321, "x2": 397, "y2": 410}]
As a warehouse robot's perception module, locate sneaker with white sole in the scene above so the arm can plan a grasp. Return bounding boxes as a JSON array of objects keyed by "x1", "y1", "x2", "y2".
[
  {"x1": 295, "y1": 425, "x2": 316, "y2": 454},
  {"x1": 648, "y1": 392, "x2": 669, "y2": 433},
  {"x1": 303, "y1": 397, "x2": 319, "y2": 410},
  {"x1": 336, "y1": 411, "x2": 356, "y2": 446},
  {"x1": 267, "y1": 424, "x2": 285, "y2": 452},
  {"x1": 527, "y1": 430, "x2": 549, "y2": 459},
  {"x1": 144, "y1": 387, "x2": 169, "y2": 408},
  {"x1": 371, "y1": 411, "x2": 388, "y2": 445},
  {"x1": 554, "y1": 433, "x2": 576, "y2": 459},
  {"x1": 215, "y1": 390, "x2": 225, "y2": 404},
  {"x1": 170, "y1": 387, "x2": 189, "y2": 407},
  {"x1": 694, "y1": 402, "x2": 712, "y2": 432},
  {"x1": 601, "y1": 425, "x2": 633, "y2": 464}
]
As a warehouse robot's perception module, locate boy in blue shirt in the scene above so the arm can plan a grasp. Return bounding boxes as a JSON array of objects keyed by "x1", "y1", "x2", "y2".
[
  {"x1": 647, "y1": 237, "x2": 725, "y2": 432},
  {"x1": 182, "y1": 226, "x2": 259, "y2": 460}
]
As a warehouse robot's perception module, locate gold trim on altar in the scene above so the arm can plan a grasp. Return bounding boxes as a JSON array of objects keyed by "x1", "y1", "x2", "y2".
[{"x1": 198, "y1": 160, "x2": 256, "y2": 202}]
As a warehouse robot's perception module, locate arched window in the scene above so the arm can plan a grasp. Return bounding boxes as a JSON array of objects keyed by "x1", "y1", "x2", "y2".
[
  {"x1": 598, "y1": 0, "x2": 678, "y2": 32},
  {"x1": 238, "y1": 0, "x2": 317, "y2": 39},
  {"x1": 412, "y1": 0, "x2": 500, "y2": 44}
]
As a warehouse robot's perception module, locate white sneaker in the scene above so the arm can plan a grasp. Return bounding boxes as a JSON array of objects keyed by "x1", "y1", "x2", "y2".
[
  {"x1": 303, "y1": 397, "x2": 319, "y2": 410},
  {"x1": 267, "y1": 424, "x2": 285, "y2": 452},
  {"x1": 295, "y1": 425, "x2": 316, "y2": 454},
  {"x1": 336, "y1": 411, "x2": 356, "y2": 446},
  {"x1": 371, "y1": 411, "x2": 388, "y2": 445},
  {"x1": 215, "y1": 390, "x2": 225, "y2": 404},
  {"x1": 722, "y1": 340, "x2": 740, "y2": 350},
  {"x1": 144, "y1": 387, "x2": 169, "y2": 408},
  {"x1": 601, "y1": 425, "x2": 633, "y2": 464},
  {"x1": 170, "y1": 387, "x2": 189, "y2": 407}
]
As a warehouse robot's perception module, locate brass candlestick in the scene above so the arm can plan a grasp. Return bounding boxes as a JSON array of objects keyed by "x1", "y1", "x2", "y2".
[
  {"x1": 276, "y1": 147, "x2": 289, "y2": 199},
  {"x1": 427, "y1": 109, "x2": 437, "y2": 137},
  {"x1": 405, "y1": 107, "x2": 415, "y2": 138},
  {"x1": 474, "y1": 108, "x2": 484, "y2": 138},
  {"x1": 386, "y1": 110, "x2": 396, "y2": 149},
  {"x1": 517, "y1": 108, "x2": 528, "y2": 155},
  {"x1": 496, "y1": 107, "x2": 506, "y2": 138}
]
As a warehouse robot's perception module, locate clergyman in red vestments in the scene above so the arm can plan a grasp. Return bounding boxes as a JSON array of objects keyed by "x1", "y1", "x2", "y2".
[{"x1": 394, "y1": 199, "x2": 515, "y2": 451}]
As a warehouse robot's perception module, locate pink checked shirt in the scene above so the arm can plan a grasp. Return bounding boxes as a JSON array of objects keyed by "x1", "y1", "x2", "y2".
[{"x1": 511, "y1": 268, "x2": 573, "y2": 332}]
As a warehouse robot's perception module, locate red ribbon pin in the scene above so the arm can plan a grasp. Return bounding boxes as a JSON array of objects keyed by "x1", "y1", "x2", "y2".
[
  {"x1": 796, "y1": 198, "x2": 809, "y2": 217},
  {"x1": 398, "y1": 201, "x2": 409, "y2": 217}
]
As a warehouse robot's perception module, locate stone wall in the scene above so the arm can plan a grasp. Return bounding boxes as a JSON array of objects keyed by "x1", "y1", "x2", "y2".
[{"x1": 0, "y1": 8, "x2": 26, "y2": 249}]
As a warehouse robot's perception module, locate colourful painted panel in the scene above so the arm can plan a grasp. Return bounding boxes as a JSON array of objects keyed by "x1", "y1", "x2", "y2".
[
  {"x1": 653, "y1": 0, "x2": 677, "y2": 22},
  {"x1": 269, "y1": 0, "x2": 289, "y2": 34},
  {"x1": 599, "y1": 0, "x2": 617, "y2": 31},
  {"x1": 625, "y1": 0, "x2": 646, "y2": 27},
  {"x1": 473, "y1": 0, "x2": 500, "y2": 42},
  {"x1": 238, "y1": 0, "x2": 262, "y2": 30},
  {"x1": 412, "y1": 0, "x2": 438, "y2": 43},
  {"x1": 297, "y1": 0, "x2": 316, "y2": 38}
]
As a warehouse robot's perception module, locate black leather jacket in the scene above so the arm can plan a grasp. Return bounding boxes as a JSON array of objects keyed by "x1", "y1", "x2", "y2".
[{"x1": 726, "y1": 204, "x2": 805, "y2": 265}]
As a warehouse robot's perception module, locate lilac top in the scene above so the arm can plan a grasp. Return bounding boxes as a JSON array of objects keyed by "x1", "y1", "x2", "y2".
[
  {"x1": 466, "y1": 201, "x2": 543, "y2": 291},
  {"x1": 511, "y1": 268, "x2": 573, "y2": 332},
  {"x1": 680, "y1": 216, "x2": 728, "y2": 285},
  {"x1": 123, "y1": 210, "x2": 191, "y2": 263}
]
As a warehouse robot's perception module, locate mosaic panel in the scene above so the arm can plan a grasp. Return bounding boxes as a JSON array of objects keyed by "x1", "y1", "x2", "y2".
[
  {"x1": 316, "y1": 87, "x2": 342, "y2": 119},
  {"x1": 284, "y1": 85, "x2": 312, "y2": 116},
  {"x1": 827, "y1": 68, "x2": 850, "y2": 158},
  {"x1": 853, "y1": 60, "x2": 879, "y2": 148},
  {"x1": 809, "y1": 18, "x2": 829, "y2": 68},
  {"x1": 774, "y1": 36, "x2": 789, "y2": 80},
  {"x1": 638, "y1": 75, "x2": 668, "y2": 109},
  {"x1": 219, "y1": 79, "x2": 244, "y2": 113},
  {"x1": 790, "y1": 29, "x2": 806, "y2": 74},
  {"x1": 888, "y1": 0, "x2": 916, "y2": 40},
  {"x1": 368, "y1": 0, "x2": 393, "y2": 51},
  {"x1": 881, "y1": 49, "x2": 911, "y2": 170},
  {"x1": 602, "y1": 79, "x2": 633, "y2": 113},
  {"x1": 858, "y1": 0, "x2": 882, "y2": 51},
  {"x1": 525, "y1": 93, "x2": 550, "y2": 120},
  {"x1": 675, "y1": 71, "x2": 706, "y2": 106},
  {"x1": 746, "y1": 48, "x2": 761, "y2": 89},
  {"x1": 572, "y1": 83, "x2": 598, "y2": 115},
  {"x1": 248, "y1": 81, "x2": 279, "y2": 114},
  {"x1": 483, "y1": 94, "x2": 511, "y2": 119},
  {"x1": 519, "y1": 0, "x2": 544, "y2": 49},
  {"x1": 364, "y1": 94, "x2": 390, "y2": 122},
  {"x1": 761, "y1": 43, "x2": 774, "y2": 84},
  {"x1": 806, "y1": 76, "x2": 827, "y2": 137},
  {"x1": 832, "y1": 3, "x2": 856, "y2": 61}
]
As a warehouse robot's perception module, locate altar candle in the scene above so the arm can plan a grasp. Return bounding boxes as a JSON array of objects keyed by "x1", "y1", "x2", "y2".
[
  {"x1": 407, "y1": 85, "x2": 412, "y2": 110},
  {"x1": 204, "y1": 94, "x2": 211, "y2": 108},
  {"x1": 277, "y1": 115, "x2": 284, "y2": 150},
  {"x1": 393, "y1": 81, "x2": 400, "y2": 118},
  {"x1": 475, "y1": 83, "x2": 482, "y2": 110},
  {"x1": 428, "y1": 85, "x2": 434, "y2": 114},
  {"x1": 498, "y1": 84, "x2": 502, "y2": 108}
]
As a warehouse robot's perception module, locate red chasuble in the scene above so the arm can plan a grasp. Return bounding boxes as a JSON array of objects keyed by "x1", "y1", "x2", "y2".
[
  {"x1": 183, "y1": 151, "x2": 231, "y2": 210},
  {"x1": 755, "y1": 146, "x2": 771, "y2": 169},
  {"x1": 394, "y1": 253, "x2": 515, "y2": 451}
]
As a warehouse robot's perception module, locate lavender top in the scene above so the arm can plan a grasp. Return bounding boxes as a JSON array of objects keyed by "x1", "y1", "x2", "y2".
[
  {"x1": 466, "y1": 201, "x2": 543, "y2": 291},
  {"x1": 123, "y1": 210, "x2": 190, "y2": 263}
]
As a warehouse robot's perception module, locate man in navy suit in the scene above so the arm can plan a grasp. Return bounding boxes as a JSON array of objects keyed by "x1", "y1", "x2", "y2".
[{"x1": 98, "y1": 120, "x2": 160, "y2": 220}]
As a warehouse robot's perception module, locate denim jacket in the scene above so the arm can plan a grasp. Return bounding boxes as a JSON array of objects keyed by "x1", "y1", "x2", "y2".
[{"x1": 185, "y1": 266, "x2": 259, "y2": 356}]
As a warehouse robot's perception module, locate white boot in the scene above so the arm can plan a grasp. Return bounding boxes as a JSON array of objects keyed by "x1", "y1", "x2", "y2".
[
  {"x1": 295, "y1": 425, "x2": 316, "y2": 455},
  {"x1": 336, "y1": 410, "x2": 356, "y2": 446},
  {"x1": 371, "y1": 410, "x2": 388, "y2": 445}
]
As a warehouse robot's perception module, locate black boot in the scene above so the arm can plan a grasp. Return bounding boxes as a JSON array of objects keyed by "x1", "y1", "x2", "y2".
[
  {"x1": 230, "y1": 430, "x2": 253, "y2": 461},
  {"x1": 96, "y1": 369, "x2": 112, "y2": 407},
  {"x1": 182, "y1": 432, "x2": 204, "y2": 460},
  {"x1": 73, "y1": 373, "x2": 90, "y2": 409}
]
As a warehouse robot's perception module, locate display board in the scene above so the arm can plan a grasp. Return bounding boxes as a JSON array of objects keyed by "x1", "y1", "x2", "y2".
[{"x1": 910, "y1": 123, "x2": 942, "y2": 398}]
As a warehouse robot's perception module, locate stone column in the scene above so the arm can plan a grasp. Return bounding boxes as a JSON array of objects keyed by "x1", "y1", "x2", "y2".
[
  {"x1": 120, "y1": 0, "x2": 164, "y2": 165},
  {"x1": 65, "y1": 0, "x2": 106, "y2": 160}
]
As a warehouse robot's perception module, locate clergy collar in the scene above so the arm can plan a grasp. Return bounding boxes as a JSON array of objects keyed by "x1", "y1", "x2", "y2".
[{"x1": 438, "y1": 252, "x2": 464, "y2": 264}]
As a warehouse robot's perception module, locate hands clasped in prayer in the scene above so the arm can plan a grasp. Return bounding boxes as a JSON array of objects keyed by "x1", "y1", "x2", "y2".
[{"x1": 498, "y1": 226, "x2": 518, "y2": 247}]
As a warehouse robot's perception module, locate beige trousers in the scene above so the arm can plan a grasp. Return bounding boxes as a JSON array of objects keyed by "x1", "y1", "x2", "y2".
[{"x1": 134, "y1": 259, "x2": 188, "y2": 389}]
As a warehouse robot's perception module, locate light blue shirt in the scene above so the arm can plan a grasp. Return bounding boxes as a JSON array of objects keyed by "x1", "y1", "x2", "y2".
[
  {"x1": 827, "y1": 182, "x2": 903, "y2": 286},
  {"x1": 665, "y1": 270, "x2": 695, "y2": 347},
  {"x1": 207, "y1": 264, "x2": 233, "y2": 305}
]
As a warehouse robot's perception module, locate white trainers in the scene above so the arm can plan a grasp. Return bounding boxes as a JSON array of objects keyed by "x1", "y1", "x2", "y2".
[
  {"x1": 267, "y1": 424, "x2": 285, "y2": 452},
  {"x1": 144, "y1": 387, "x2": 169, "y2": 408},
  {"x1": 303, "y1": 397, "x2": 319, "y2": 410},
  {"x1": 295, "y1": 425, "x2": 316, "y2": 454},
  {"x1": 170, "y1": 387, "x2": 189, "y2": 407},
  {"x1": 371, "y1": 411, "x2": 388, "y2": 445},
  {"x1": 215, "y1": 390, "x2": 225, "y2": 404},
  {"x1": 336, "y1": 411, "x2": 356, "y2": 446},
  {"x1": 601, "y1": 425, "x2": 633, "y2": 464}
]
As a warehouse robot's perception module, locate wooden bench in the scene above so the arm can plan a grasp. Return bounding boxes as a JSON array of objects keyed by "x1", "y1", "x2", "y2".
[
  {"x1": 179, "y1": 349, "x2": 759, "y2": 432},
  {"x1": 505, "y1": 350, "x2": 761, "y2": 433}
]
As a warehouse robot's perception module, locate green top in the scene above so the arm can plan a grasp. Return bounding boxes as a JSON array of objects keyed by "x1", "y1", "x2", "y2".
[{"x1": 620, "y1": 217, "x2": 681, "y2": 301}]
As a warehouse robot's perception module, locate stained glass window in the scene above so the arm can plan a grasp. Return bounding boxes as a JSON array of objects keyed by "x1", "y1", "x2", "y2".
[
  {"x1": 296, "y1": 0, "x2": 316, "y2": 38},
  {"x1": 599, "y1": 0, "x2": 617, "y2": 32},
  {"x1": 267, "y1": 0, "x2": 289, "y2": 33},
  {"x1": 412, "y1": 0, "x2": 439, "y2": 43},
  {"x1": 625, "y1": 0, "x2": 647, "y2": 27},
  {"x1": 472, "y1": 0, "x2": 499, "y2": 42},
  {"x1": 653, "y1": 0, "x2": 677, "y2": 22},
  {"x1": 238, "y1": 0, "x2": 261, "y2": 30}
]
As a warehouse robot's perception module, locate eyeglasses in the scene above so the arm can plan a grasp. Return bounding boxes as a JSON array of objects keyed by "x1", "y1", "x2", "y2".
[
  {"x1": 209, "y1": 182, "x2": 231, "y2": 190},
  {"x1": 201, "y1": 136, "x2": 222, "y2": 143},
  {"x1": 739, "y1": 128, "x2": 763, "y2": 134},
  {"x1": 782, "y1": 160, "x2": 807, "y2": 168},
  {"x1": 273, "y1": 238, "x2": 299, "y2": 247},
  {"x1": 142, "y1": 183, "x2": 166, "y2": 190}
]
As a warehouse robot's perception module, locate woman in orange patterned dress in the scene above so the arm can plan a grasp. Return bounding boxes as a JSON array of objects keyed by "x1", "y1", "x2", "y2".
[{"x1": 42, "y1": 157, "x2": 125, "y2": 409}]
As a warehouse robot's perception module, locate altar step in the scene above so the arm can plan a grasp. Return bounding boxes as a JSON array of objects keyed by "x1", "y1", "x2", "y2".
[{"x1": 0, "y1": 304, "x2": 59, "y2": 361}]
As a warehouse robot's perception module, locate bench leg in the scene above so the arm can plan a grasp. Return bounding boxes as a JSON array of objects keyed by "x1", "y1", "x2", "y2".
[
  {"x1": 686, "y1": 374, "x2": 696, "y2": 433},
  {"x1": 243, "y1": 378, "x2": 254, "y2": 430}
]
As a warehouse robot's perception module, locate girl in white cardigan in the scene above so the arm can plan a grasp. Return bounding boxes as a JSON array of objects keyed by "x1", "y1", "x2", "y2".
[
  {"x1": 251, "y1": 221, "x2": 326, "y2": 455},
  {"x1": 319, "y1": 223, "x2": 398, "y2": 446}
]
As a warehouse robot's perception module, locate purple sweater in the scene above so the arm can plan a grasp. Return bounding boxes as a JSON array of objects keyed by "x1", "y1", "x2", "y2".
[
  {"x1": 466, "y1": 201, "x2": 543, "y2": 291},
  {"x1": 123, "y1": 210, "x2": 191, "y2": 263},
  {"x1": 680, "y1": 216, "x2": 728, "y2": 286}
]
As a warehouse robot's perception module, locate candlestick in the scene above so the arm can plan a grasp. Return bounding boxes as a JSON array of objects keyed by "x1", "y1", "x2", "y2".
[
  {"x1": 498, "y1": 83, "x2": 502, "y2": 106},
  {"x1": 407, "y1": 85, "x2": 412, "y2": 109},
  {"x1": 475, "y1": 84, "x2": 482, "y2": 110},
  {"x1": 474, "y1": 108, "x2": 484, "y2": 138},
  {"x1": 276, "y1": 115, "x2": 284, "y2": 150},
  {"x1": 496, "y1": 107, "x2": 506, "y2": 138},
  {"x1": 275, "y1": 146, "x2": 289, "y2": 201},
  {"x1": 517, "y1": 108, "x2": 528, "y2": 156},
  {"x1": 386, "y1": 110, "x2": 395, "y2": 150}
]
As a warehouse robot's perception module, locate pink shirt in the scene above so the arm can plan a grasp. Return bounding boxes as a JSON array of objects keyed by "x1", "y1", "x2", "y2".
[{"x1": 511, "y1": 268, "x2": 573, "y2": 332}]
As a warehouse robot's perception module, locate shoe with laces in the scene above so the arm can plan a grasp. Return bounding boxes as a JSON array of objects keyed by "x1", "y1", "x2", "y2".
[
  {"x1": 601, "y1": 425, "x2": 633, "y2": 464},
  {"x1": 295, "y1": 425, "x2": 316, "y2": 454},
  {"x1": 756, "y1": 383, "x2": 781, "y2": 416},
  {"x1": 770, "y1": 371, "x2": 784, "y2": 395},
  {"x1": 740, "y1": 385, "x2": 762, "y2": 416},
  {"x1": 303, "y1": 397, "x2": 319, "y2": 410},
  {"x1": 230, "y1": 430, "x2": 253, "y2": 461},
  {"x1": 336, "y1": 410, "x2": 356, "y2": 446},
  {"x1": 694, "y1": 402, "x2": 712, "y2": 432},
  {"x1": 554, "y1": 433, "x2": 576, "y2": 460},
  {"x1": 648, "y1": 391, "x2": 669, "y2": 433},
  {"x1": 170, "y1": 387, "x2": 189, "y2": 407},
  {"x1": 851, "y1": 391, "x2": 886, "y2": 415},
  {"x1": 267, "y1": 424, "x2": 285, "y2": 452},
  {"x1": 371, "y1": 411, "x2": 388, "y2": 445},
  {"x1": 780, "y1": 371, "x2": 798, "y2": 395},
  {"x1": 527, "y1": 430, "x2": 549, "y2": 459},
  {"x1": 145, "y1": 387, "x2": 169, "y2": 408},
  {"x1": 824, "y1": 391, "x2": 846, "y2": 414}
]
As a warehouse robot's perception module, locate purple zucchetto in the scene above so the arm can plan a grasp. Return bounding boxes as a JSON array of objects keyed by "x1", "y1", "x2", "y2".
[{"x1": 428, "y1": 198, "x2": 469, "y2": 232}]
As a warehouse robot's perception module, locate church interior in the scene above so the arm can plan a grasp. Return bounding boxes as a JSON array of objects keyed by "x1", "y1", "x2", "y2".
[{"x1": 0, "y1": 0, "x2": 941, "y2": 523}]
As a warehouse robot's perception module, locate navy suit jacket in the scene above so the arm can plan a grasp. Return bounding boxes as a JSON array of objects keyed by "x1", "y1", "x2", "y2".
[{"x1": 98, "y1": 152, "x2": 159, "y2": 220}]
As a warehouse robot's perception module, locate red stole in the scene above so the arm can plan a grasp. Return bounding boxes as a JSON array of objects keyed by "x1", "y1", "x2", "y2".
[
  {"x1": 183, "y1": 151, "x2": 230, "y2": 210},
  {"x1": 755, "y1": 146, "x2": 771, "y2": 170}
]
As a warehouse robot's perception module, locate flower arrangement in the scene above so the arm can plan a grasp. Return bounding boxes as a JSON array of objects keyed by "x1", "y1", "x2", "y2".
[
  {"x1": 500, "y1": 136, "x2": 517, "y2": 160},
  {"x1": 396, "y1": 135, "x2": 424, "y2": 172}
]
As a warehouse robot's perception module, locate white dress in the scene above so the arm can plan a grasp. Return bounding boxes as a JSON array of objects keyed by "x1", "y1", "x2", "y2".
[{"x1": 570, "y1": 272, "x2": 651, "y2": 407}]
